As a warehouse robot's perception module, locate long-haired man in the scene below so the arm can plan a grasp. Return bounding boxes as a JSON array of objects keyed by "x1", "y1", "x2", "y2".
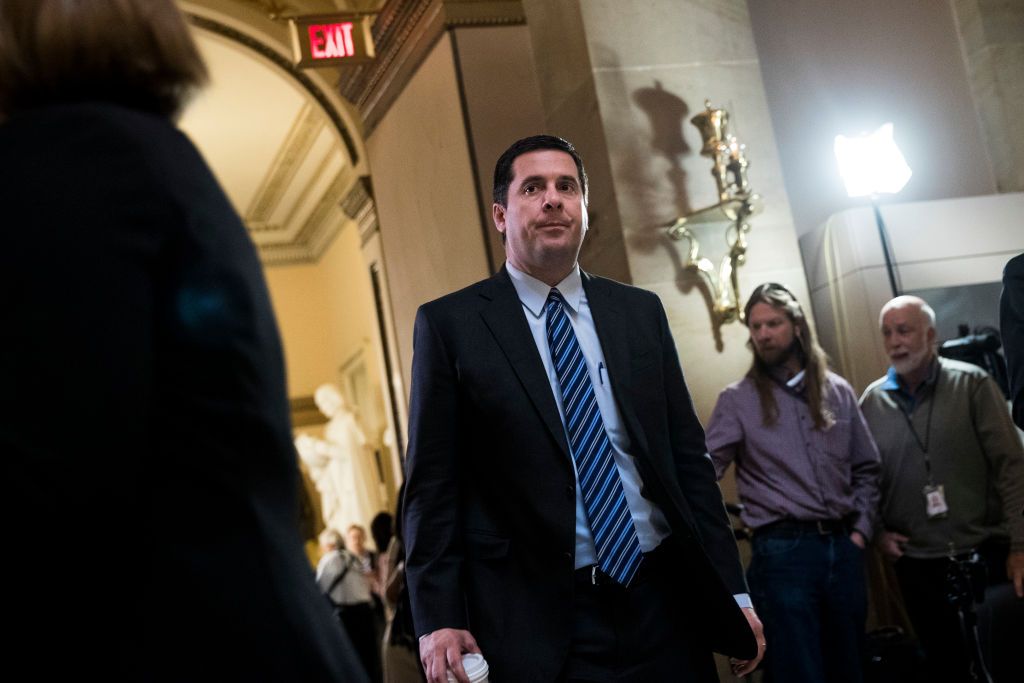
[{"x1": 707, "y1": 283, "x2": 881, "y2": 683}]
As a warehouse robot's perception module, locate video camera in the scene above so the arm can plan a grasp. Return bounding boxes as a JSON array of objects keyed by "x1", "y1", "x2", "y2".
[
  {"x1": 944, "y1": 550, "x2": 988, "y2": 608},
  {"x1": 939, "y1": 325, "x2": 1009, "y2": 399}
]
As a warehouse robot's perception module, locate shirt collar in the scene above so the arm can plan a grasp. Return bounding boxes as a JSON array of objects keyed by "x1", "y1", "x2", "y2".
[
  {"x1": 506, "y1": 261, "x2": 582, "y2": 318},
  {"x1": 880, "y1": 366, "x2": 902, "y2": 392},
  {"x1": 882, "y1": 356, "x2": 940, "y2": 394},
  {"x1": 767, "y1": 363, "x2": 805, "y2": 387}
]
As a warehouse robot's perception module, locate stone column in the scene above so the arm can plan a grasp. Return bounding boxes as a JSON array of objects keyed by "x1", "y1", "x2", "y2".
[
  {"x1": 518, "y1": 0, "x2": 633, "y2": 284},
  {"x1": 952, "y1": 0, "x2": 1024, "y2": 192}
]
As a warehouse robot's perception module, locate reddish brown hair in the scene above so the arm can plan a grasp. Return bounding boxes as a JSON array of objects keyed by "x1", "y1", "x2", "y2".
[{"x1": 0, "y1": 0, "x2": 207, "y2": 120}]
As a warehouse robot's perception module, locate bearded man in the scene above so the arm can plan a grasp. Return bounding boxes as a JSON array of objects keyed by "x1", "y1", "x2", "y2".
[
  {"x1": 707, "y1": 282, "x2": 881, "y2": 683},
  {"x1": 860, "y1": 295, "x2": 1024, "y2": 682}
]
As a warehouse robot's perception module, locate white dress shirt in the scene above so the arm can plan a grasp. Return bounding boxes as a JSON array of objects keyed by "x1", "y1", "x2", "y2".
[{"x1": 506, "y1": 262, "x2": 671, "y2": 567}]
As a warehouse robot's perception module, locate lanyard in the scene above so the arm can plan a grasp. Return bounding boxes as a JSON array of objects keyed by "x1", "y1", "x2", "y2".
[{"x1": 897, "y1": 373, "x2": 938, "y2": 483}]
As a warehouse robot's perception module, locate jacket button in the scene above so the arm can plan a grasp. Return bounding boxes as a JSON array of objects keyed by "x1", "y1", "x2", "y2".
[
  {"x1": 565, "y1": 485, "x2": 574, "y2": 499},
  {"x1": 563, "y1": 551, "x2": 573, "y2": 562}
]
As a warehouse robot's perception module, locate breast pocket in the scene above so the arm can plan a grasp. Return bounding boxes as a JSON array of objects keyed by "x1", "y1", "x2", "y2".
[{"x1": 824, "y1": 417, "x2": 852, "y2": 459}]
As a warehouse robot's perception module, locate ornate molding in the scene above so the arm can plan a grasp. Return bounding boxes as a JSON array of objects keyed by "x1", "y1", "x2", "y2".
[
  {"x1": 442, "y1": 0, "x2": 526, "y2": 26},
  {"x1": 260, "y1": 243, "x2": 319, "y2": 265},
  {"x1": 255, "y1": 168, "x2": 356, "y2": 265},
  {"x1": 340, "y1": 176, "x2": 379, "y2": 246},
  {"x1": 186, "y1": 12, "x2": 360, "y2": 163},
  {"x1": 245, "y1": 220, "x2": 283, "y2": 233},
  {"x1": 246, "y1": 103, "x2": 325, "y2": 221},
  {"x1": 338, "y1": 0, "x2": 524, "y2": 134},
  {"x1": 293, "y1": 170, "x2": 351, "y2": 250}
]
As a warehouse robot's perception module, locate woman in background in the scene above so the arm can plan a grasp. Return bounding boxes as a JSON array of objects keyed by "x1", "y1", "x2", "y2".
[{"x1": 0, "y1": 2, "x2": 366, "y2": 680}]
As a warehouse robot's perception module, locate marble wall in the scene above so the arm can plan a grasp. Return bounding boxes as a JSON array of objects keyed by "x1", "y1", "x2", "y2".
[
  {"x1": 366, "y1": 33, "x2": 492, "y2": 393},
  {"x1": 953, "y1": 0, "x2": 1024, "y2": 193},
  {"x1": 520, "y1": 0, "x2": 633, "y2": 285},
  {"x1": 524, "y1": 0, "x2": 808, "y2": 425},
  {"x1": 449, "y1": 24, "x2": 548, "y2": 271},
  {"x1": 748, "y1": 0, "x2": 999, "y2": 237}
]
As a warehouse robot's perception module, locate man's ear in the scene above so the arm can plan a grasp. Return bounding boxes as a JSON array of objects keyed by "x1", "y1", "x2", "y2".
[
  {"x1": 492, "y1": 203, "x2": 506, "y2": 235},
  {"x1": 927, "y1": 326, "x2": 937, "y2": 345}
]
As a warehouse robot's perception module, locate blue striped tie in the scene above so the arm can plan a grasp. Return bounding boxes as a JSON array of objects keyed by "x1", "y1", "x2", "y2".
[{"x1": 545, "y1": 288, "x2": 643, "y2": 586}]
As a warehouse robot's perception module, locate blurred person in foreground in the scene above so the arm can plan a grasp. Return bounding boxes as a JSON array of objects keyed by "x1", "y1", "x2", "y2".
[
  {"x1": 0, "y1": 1, "x2": 366, "y2": 680},
  {"x1": 860, "y1": 295, "x2": 1024, "y2": 682},
  {"x1": 1002, "y1": 253, "x2": 1024, "y2": 430}
]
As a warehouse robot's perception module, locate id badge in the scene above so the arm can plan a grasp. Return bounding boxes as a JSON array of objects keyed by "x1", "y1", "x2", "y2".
[{"x1": 923, "y1": 484, "x2": 949, "y2": 519}]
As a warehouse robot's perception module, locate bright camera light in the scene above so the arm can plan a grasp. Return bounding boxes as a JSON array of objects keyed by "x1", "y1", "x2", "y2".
[{"x1": 834, "y1": 123, "x2": 912, "y2": 198}]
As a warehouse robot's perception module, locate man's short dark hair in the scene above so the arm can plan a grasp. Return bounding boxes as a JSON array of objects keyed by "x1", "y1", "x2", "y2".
[{"x1": 492, "y1": 135, "x2": 588, "y2": 207}]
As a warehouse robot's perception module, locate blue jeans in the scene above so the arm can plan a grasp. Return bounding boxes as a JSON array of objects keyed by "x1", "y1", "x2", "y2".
[{"x1": 748, "y1": 527, "x2": 867, "y2": 683}]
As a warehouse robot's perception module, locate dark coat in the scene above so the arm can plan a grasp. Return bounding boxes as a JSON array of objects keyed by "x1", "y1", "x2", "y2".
[
  {"x1": 403, "y1": 267, "x2": 755, "y2": 681},
  {"x1": 0, "y1": 103, "x2": 367, "y2": 682},
  {"x1": 1002, "y1": 252, "x2": 1024, "y2": 429}
]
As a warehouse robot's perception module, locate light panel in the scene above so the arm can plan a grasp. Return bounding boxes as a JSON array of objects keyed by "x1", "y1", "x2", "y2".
[{"x1": 834, "y1": 123, "x2": 912, "y2": 197}]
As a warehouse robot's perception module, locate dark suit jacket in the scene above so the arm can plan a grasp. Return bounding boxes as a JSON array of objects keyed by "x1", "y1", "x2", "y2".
[
  {"x1": 0, "y1": 103, "x2": 366, "y2": 681},
  {"x1": 1002, "y1": 252, "x2": 1024, "y2": 429},
  {"x1": 403, "y1": 267, "x2": 755, "y2": 680}
]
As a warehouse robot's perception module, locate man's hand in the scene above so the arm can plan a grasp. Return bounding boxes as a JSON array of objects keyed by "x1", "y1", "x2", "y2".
[
  {"x1": 849, "y1": 530, "x2": 866, "y2": 549},
  {"x1": 419, "y1": 628, "x2": 480, "y2": 683},
  {"x1": 1008, "y1": 550, "x2": 1024, "y2": 598},
  {"x1": 729, "y1": 607, "x2": 766, "y2": 678},
  {"x1": 877, "y1": 530, "x2": 909, "y2": 561}
]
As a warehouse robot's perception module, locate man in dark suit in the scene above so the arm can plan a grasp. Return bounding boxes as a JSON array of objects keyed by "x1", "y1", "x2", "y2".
[
  {"x1": 1002, "y1": 252, "x2": 1024, "y2": 430},
  {"x1": 403, "y1": 135, "x2": 764, "y2": 682}
]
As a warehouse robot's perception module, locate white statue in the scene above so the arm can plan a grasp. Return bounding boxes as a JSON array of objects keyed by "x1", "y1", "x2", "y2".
[
  {"x1": 295, "y1": 433, "x2": 341, "y2": 530},
  {"x1": 295, "y1": 384, "x2": 385, "y2": 533}
]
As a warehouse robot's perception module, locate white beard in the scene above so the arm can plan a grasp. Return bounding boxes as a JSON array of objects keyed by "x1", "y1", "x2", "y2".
[{"x1": 892, "y1": 345, "x2": 932, "y2": 377}]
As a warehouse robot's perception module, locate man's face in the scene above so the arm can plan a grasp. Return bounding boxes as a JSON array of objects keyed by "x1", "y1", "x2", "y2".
[
  {"x1": 881, "y1": 305, "x2": 935, "y2": 377},
  {"x1": 347, "y1": 528, "x2": 364, "y2": 551},
  {"x1": 748, "y1": 302, "x2": 797, "y2": 366},
  {"x1": 493, "y1": 149, "x2": 588, "y2": 277}
]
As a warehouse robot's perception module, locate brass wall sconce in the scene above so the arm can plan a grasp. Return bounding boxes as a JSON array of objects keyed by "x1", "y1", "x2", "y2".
[{"x1": 667, "y1": 100, "x2": 762, "y2": 324}]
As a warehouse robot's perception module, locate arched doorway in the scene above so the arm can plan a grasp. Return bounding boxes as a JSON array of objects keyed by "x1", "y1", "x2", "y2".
[{"x1": 179, "y1": 0, "x2": 404, "y2": 549}]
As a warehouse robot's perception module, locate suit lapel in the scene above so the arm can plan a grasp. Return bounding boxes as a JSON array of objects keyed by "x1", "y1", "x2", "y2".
[
  {"x1": 478, "y1": 268, "x2": 570, "y2": 458},
  {"x1": 582, "y1": 272, "x2": 650, "y2": 458}
]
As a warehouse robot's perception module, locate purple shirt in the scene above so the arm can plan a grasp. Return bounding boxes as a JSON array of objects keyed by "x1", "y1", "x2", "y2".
[{"x1": 706, "y1": 370, "x2": 881, "y2": 539}]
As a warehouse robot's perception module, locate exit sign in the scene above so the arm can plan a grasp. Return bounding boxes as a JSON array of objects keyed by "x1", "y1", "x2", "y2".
[{"x1": 289, "y1": 15, "x2": 375, "y2": 67}]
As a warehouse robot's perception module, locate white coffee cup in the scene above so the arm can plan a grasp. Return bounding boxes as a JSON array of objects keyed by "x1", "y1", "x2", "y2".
[{"x1": 446, "y1": 653, "x2": 489, "y2": 683}]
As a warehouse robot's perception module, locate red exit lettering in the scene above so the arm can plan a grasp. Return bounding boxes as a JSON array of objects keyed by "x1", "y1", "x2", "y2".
[{"x1": 308, "y1": 22, "x2": 355, "y2": 59}]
